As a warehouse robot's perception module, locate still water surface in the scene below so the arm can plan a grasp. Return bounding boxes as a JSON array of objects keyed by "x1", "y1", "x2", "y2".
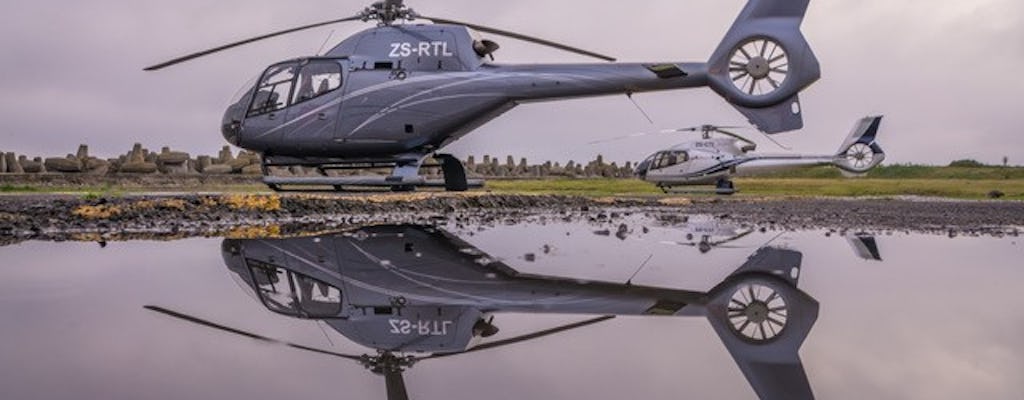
[{"x1": 1, "y1": 214, "x2": 1021, "y2": 400}]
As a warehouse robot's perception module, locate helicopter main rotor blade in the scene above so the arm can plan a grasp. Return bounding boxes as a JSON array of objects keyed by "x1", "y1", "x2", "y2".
[
  {"x1": 143, "y1": 305, "x2": 364, "y2": 361},
  {"x1": 384, "y1": 369, "x2": 410, "y2": 400},
  {"x1": 143, "y1": 15, "x2": 364, "y2": 71},
  {"x1": 422, "y1": 315, "x2": 615, "y2": 360},
  {"x1": 416, "y1": 15, "x2": 616, "y2": 62}
]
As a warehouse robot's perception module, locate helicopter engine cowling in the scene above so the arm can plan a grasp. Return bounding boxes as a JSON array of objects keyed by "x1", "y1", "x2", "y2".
[{"x1": 705, "y1": 0, "x2": 820, "y2": 134}]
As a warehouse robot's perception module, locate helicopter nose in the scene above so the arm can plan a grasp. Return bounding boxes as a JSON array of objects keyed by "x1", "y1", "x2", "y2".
[{"x1": 221, "y1": 104, "x2": 244, "y2": 146}]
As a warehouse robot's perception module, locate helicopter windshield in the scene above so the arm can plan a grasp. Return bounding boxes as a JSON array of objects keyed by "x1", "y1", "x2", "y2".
[
  {"x1": 248, "y1": 62, "x2": 298, "y2": 117},
  {"x1": 245, "y1": 258, "x2": 343, "y2": 318}
]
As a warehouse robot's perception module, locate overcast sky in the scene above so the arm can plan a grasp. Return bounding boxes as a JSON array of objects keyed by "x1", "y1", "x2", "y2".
[{"x1": 1, "y1": 0, "x2": 1021, "y2": 165}]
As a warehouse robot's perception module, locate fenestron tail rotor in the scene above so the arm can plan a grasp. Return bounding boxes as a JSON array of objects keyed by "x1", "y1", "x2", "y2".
[
  {"x1": 144, "y1": 1, "x2": 615, "y2": 71},
  {"x1": 729, "y1": 38, "x2": 790, "y2": 97}
]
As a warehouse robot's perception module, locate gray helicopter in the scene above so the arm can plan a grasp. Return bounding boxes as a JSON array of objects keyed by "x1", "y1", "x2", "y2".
[
  {"x1": 145, "y1": 0, "x2": 821, "y2": 192},
  {"x1": 633, "y1": 116, "x2": 885, "y2": 194},
  {"x1": 140, "y1": 222, "x2": 882, "y2": 400}
]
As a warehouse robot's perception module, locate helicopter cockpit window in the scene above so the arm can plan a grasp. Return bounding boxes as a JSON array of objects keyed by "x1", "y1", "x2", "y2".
[
  {"x1": 652, "y1": 151, "x2": 689, "y2": 169},
  {"x1": 291, "y1": 61, "x2": 342, "y2": 105},
  {"x1": 248, "y1": 63, "x2": 298, "y2": 117},
  {"x1": 245, "y1": 258, "x2": 343, "y2": 318}
]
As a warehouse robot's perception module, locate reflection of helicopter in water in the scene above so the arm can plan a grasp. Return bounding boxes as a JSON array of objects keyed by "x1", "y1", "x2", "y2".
[
  {"x1": 658, "y1": 215, "x2": 886, "y2": 259},
  {"x1": 142, "y1": 224, "x2": 866, "y2": 400},
  {"x1": 631, "y1": 116, "x2": 885, "y2": 194},
  {"x1": 658, "y1": 215, "x2": 758, "y2": 254},
  {"x1": 144, "y1": 0, "x2": 821, "y2": 192}
]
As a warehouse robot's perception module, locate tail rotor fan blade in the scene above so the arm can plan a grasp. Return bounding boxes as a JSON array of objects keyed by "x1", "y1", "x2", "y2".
[
  {"x1": 144, "y1": 15, "x2": 364, "y2": 71},
  {"x1": 416, "y1": 15, "x2": 616, "y2": 62},
  {"x1": 143, "y1": 305, "x2": 364, "y2": 361}
]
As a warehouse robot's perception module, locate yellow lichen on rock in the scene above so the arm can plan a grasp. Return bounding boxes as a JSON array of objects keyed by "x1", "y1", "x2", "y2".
[
  {"x1": 226, "y1": 225, "x2": 282, "y2": 239},
  {"x1": 221, "y1": 194, "x2": 282, "y2": 211},
  {"x1": 72, "y1": 204, "x2": 122, "y2": 219}
]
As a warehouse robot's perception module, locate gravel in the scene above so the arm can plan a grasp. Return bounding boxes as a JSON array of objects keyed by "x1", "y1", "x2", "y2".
[{"x1": 0, "y1": 193, "x2": 1021, "y2": 246}]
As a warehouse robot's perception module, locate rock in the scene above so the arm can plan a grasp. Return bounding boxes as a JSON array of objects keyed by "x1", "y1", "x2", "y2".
[
  {"x1": 197, "y1": 156, "x2": 212, "y2": 172},
  {"x1": 119, "y1": 162, "x2": 159, "y2": 174},
  {"x1": 203, "y1": 164, "x2": 233, "y2": 175},
  {"x1": 76, "y1": 145, "x2": 89, "y2": 160},
  {"x1": 157, "y1": 150, "x2": 191, "y2": 174},
  {"x1": 241, "y1": 164, "x2": 263, "y2": 175},
  {"x1": 128, "y1": 143, "x2": 145, "y2": 163},
  {"x1": 21, "y1": 157, "x2": 45, "y2": 173},
  {"x1": 6, "y1": 153, "x2": 24, "y2": 173},
  {"x1": 227, "y1": 158, "x2": 253, "y2": 172},
  {"x1": 44, "y1": 157, "x2": 84, "y2": 173},
  {"x1": 218, "y1": 146, "x2": 235, "y2": 164},
  {"x1": 157, "y1": 151, "x2": 190, "y2": 165}
]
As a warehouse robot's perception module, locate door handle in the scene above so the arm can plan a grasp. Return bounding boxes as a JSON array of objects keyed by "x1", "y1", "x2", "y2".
[
  {"x1": 317, "y1": 113, "x2": 328, "y2": 120},
  {"x1": 267, "y1": 113, "x2": 277, "y2": 120}
]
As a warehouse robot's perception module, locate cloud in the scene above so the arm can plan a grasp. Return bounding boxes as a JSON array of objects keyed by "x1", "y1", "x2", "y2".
[{"x1": 0, "y1": 0, "x2": 1020, "y2": 165}]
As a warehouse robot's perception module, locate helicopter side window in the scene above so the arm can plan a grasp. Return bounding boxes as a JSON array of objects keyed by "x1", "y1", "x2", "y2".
[
  {"x1": 246, "y1": 259, "x2": 343, "y2": 318},
  {"x1": 248, "y1": 63, "x2": 298, "y2": 117},
  {"x1": 653, "y1": 151, "x2": 688, "y2": 169},
  {"x1": 291, "y1": 61, "x2": 342, "y2": 105}
]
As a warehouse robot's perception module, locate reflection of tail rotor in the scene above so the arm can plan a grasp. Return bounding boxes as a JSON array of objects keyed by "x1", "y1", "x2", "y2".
[
  {"x1": 728, "y1": 283, "x2": 788, "y2": 343},
  {"x1": 729, "y1": 38, "x2": 790, "y2": 97},
  {"x1": 702, "y1": 246, "x2": 819, "y2": 400}
]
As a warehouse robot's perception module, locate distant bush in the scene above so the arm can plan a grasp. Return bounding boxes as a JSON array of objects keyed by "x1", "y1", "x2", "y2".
[{"x1": 948, "y1": 159, "x2": 987, "y2": 168}]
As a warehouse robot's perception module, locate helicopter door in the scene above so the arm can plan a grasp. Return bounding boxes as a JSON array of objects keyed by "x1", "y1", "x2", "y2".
[
  {"x1": 282, "y1": 60, "x2": 345, "y2": 151},
  {"x1": 244, "y1": 62, "x2": 300, "y2": 147}
]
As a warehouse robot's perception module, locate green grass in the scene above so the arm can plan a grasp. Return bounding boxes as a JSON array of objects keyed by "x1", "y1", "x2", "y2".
[
  {"x1": 487, "y1": 178, "x2": 1024, "y2": 200},
  {"x1": 733, "y1": 178, "x2": 1024, "y2": 199},
  {"x1": 1, "y1": 184, "x2": 41, "y2": 193},
  {"x1": 2, "y1": 168, "x2": 1023, "y2": 200},
  {"x1": 487, "y1": 179, "x2": 664, "y2": 196},
  {"x1": 764, "y1": 165, "x2": 1024, "y2": 180}
]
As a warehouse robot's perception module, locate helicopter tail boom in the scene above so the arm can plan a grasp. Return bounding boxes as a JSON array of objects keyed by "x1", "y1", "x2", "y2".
[{"x1": 706, "y1": 0, "x2": 820, "y2": 134}]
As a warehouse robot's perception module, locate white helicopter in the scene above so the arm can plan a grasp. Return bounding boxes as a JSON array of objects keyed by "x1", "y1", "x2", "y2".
[{"x1": 628, "y1": 116, "x2": 885, "y2": 194}]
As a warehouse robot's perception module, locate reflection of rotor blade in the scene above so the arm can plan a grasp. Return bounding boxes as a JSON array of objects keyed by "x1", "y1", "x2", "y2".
[
  {"x1": 417, "y1": 15, "x2": 616, "y2": 62},
  {"x1": 385, "y1": 369, "x2": 409, "y2": 400},
  {"x1": 709, "y1": 228, "x2": 757, "y2": 246},
  {"x1": 143, "y1": 15, "x2": 363, "y2": 71},
  {"x1": 423, "y1": 315, "x2": 615, "y2": 360},
  {"x1": 143, "y1": 305, "x2": 363, "y2": 361}
]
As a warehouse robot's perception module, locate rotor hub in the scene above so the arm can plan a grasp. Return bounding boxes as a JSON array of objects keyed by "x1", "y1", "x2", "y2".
[
  {"x1": 745, "y1": 56, "x2": 771, "y2": 80},
  {"x1": 361, "y1": 1, "x2": 417, "y2": 26}
]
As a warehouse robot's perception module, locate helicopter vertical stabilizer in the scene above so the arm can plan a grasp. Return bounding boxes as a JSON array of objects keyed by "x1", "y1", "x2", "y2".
[
  {"x1": 833, "y1": 116, "x2": 885, "y2": 174},
  {"x1": 707, "y1": 0, "x2": 820, "y2": 134}
]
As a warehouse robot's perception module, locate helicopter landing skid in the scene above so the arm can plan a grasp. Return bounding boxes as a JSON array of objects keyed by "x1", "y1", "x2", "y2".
[
  {"x1": 661, "y1": 186, "x2": 737, "y2": 196},
  {"x1": 260, "y1": 154, "x2": 480, "y2": 193},
  {"x1": 262, "y1": 175, "x2": 485, "y2": 192}
]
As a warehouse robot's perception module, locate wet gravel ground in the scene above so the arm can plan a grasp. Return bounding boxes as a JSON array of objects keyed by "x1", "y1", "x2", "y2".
[{"x1": 0, "y1": 193, "x2": 1021, "y2": 245}]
